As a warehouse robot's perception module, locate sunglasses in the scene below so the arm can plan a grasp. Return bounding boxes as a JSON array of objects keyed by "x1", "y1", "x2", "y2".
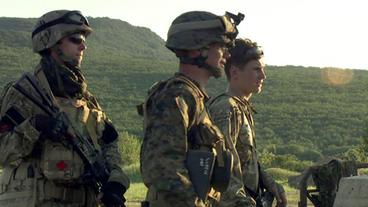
[{"x1": 67, "y1": 34, "x2": 86, "y2": 45}]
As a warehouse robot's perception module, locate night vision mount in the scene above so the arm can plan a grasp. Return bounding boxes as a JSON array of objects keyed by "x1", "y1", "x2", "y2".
[{"x1": 225, "y1": 12, "x2": 245, "y2": 26}]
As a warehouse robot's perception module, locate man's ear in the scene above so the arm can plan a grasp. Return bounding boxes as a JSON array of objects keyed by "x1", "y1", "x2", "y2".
[
  {"x1": 187, "y1": 49, "x2": 202, "y2": 58},
  {"x1": 49, "y1": 43, "x2": 63, "y2": 64},
  {"x1": 230, "y1": 65, "x2": 239, "y2": 80}
]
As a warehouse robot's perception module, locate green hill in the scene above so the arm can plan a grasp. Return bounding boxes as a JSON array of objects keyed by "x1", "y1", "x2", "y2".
[
  {"x1": 0, "y1": 17, "x2": 367, "y2": 170},
  {"x1": 0, "y1": 17, "x2": 175, "y2": 59}
]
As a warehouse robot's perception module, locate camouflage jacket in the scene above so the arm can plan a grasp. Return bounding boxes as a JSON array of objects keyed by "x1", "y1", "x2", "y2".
[
  {"x1": 140, "y1": 73, "x2": 224, "y2": 207},
  {"x1": 0, "y1": 64, "x2": 129, "y2": 206},
  {"x1": 208, "y1": 91, "x2": 276, "y2": 205}
]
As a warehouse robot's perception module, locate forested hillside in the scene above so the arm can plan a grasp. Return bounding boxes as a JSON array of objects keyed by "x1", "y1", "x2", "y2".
[{"x1": 0, "y1": 17, "x2": 367, "y2": 171}]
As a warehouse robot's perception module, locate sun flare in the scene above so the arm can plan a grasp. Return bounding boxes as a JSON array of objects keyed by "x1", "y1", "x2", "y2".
[{"x1": 321, "y1": 67, "x2": 353, "y2": 86}]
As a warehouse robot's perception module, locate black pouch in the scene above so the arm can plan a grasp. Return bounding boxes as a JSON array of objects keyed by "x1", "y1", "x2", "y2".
[
  {"x1": 211, "y1": 149, "x2": 233, "y2": 192},
  {"x1": 186, "y1": 149, "x2": 216, "y2": 201},
  {"x1": 0, "y1": 106, "x2": 25, "y2": 131}
]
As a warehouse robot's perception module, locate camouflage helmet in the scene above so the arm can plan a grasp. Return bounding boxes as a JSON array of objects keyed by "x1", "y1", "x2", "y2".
[
  {"x1": 32, "y1": 10, "x2": 92, "y2": 53},
  {"x1": 166, "y1": 11, "x2": 244, "y2": 51}
]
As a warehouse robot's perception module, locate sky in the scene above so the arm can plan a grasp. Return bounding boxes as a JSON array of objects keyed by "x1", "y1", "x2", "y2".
[{"x1": 1, "y1": 0, "x2": 368, "y2": 70}]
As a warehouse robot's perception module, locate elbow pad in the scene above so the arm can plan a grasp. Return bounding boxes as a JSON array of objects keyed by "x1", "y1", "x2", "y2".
[{"x1": 101, "y1": 121, "x2": 118, "y2": 144}]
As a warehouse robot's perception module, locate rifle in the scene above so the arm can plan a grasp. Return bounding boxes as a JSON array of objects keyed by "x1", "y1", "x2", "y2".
[
  {"x1": 256, "y1": 191, "x2": 274, "y2": 207},
  {"x1": 245, "y1": 185, "x2": 274, "y2": 207},
  {"x1": 12, "y1": 73, "x2": 110, "y2": 193}
]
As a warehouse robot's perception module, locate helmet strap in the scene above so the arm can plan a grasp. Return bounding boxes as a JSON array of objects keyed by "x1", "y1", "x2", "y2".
[
  {"x1": 178, "y1": 48, "x2": 223, "y2": 78},
  {"x1": 52, "y1": 44, "x2": 80, "y2": 67},
  {"x1": 179, "y1": 55, "x2": 206, "y2": 68},
  {"x1": 179, "y1": 47, "x2": 208, "y2": 66}
]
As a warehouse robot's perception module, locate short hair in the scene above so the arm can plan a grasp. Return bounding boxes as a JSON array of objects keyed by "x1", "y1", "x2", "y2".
[
  {"x1": 38, "y1": 49, "x2": 51, "y2": 57},
  {"x1": 225, "y1": 38, "x2": 264, "y2": 80}
]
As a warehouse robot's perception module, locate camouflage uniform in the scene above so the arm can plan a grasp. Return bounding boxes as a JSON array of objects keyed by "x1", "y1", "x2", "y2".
[
  {"x1": 139, "y1": 11, "x2": 244, "y2": 207},
  {"x1": 208, "y1": 91, "x2": 277, "y2": 206},
  {"x1": 140, "y1": 73, "x2": 224, "y2": 207},
  {"x1": 0, "y1": 10, "x2": 129, "y2": 207}
]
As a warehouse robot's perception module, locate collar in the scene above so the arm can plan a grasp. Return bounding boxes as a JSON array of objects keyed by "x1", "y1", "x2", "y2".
[
  {"x1": 175, "y1": 72, "x2": 209, "y2": 101},
  {"x1": 225, "y1": 89, "x2": 257, "y2": 114}
]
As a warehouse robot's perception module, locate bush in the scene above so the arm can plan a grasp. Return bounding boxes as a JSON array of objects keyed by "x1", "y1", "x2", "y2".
[
  {"x1": 358, "y1": 168, "x2": 368, "y2": 176},
  {"x1": 277, "y1": 144, "x2": 304, "y2": 155},
  {"x1": 271, "y1": 154, "x2": 313, "y2": 172},
  {"x1": 323, "y1": 145, "x2": 352, "y2": 156},
  {"x1": 119, "y1": 131, "x2": 141, "y2": 166},
  {"x1": 259, "y1": 151, "x2": 313, "y2": 172},
  {"x1": 123, "y1": 163, "x2": 142, "y2": 183},
  {"x1": 341, "y1": 147, "x2": 368, "y2": 163},
  {"x1": 276, "y1": 144, "x2": 323, "y2": 162},
  {"x1": 298, "y1": 149, "x2": 323, "y2": 162},
  {"x1": 265, "y1": 167, "x2": 299, "y2": 182},
  {"x1": 259, "y1": 150, "x2": 276, "y2": 168}
]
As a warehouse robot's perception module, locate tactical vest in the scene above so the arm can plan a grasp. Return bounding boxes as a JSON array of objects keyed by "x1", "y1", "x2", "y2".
[
  {"x1": 209, "y1": 93, "x2": 259, "y2": 193},
  {"x1": 0, "y1": 71, "x2": 104, "y2": 206},
  {"x1": 231, "y1": 96, "x2": 259, "y2": 193},
  {"x1": 140, "y1": 74, "x2": 223, "y2": 148},
  {"x1": 140, "y1": 74, "x2": 231, "y2": 206}
]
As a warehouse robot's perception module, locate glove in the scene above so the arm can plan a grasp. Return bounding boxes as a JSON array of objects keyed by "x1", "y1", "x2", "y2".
[
  {"x1": 101, "y1": 182, "x2": 127, "y2": 207},
  {"x1": 33, "y1": 112, "x2": 69, "y2": 141},
  {"x1": 101, "y1": 121, "x2": 118, "y2": 144}
]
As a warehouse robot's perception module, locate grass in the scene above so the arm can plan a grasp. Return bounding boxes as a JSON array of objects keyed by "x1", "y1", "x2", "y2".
[
  {"x1": 284, "y1": 185, "x2": 315, "y2": 207},
  {"x1": 123, "y1": 182, "x2": 313, "y2": 207},
  {"x1": 125, "y1": 182, "x2": 147, "y2": 202},
  {"x1": 123, "y1": 163, "x2": 147, "y2": 203},
  {"x1": 121, "y1": 164, "x2": 315, "y2": 207},
  {"x1": 0, "y1": 165, "x2": 314, "y2": 207}
]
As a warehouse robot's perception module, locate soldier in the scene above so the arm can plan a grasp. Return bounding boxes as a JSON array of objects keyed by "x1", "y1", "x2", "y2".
[
  {"x1": 0, "y1": 10, "x2": 129, "y2": 207},
  {"x1": 208, "y1": 38, "x2": 287, "y2": 207},
  {"x1": 138, "y1": 11, "x2": 244, "y2": 207}
]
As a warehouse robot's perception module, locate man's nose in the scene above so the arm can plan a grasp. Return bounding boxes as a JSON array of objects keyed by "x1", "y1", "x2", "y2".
[
  {"x1": 80, "y1": 42, "x2": 87, "y2": 50},
  {"x1": 260, "y1": 69, "x2": 266, "y2": 80}
]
